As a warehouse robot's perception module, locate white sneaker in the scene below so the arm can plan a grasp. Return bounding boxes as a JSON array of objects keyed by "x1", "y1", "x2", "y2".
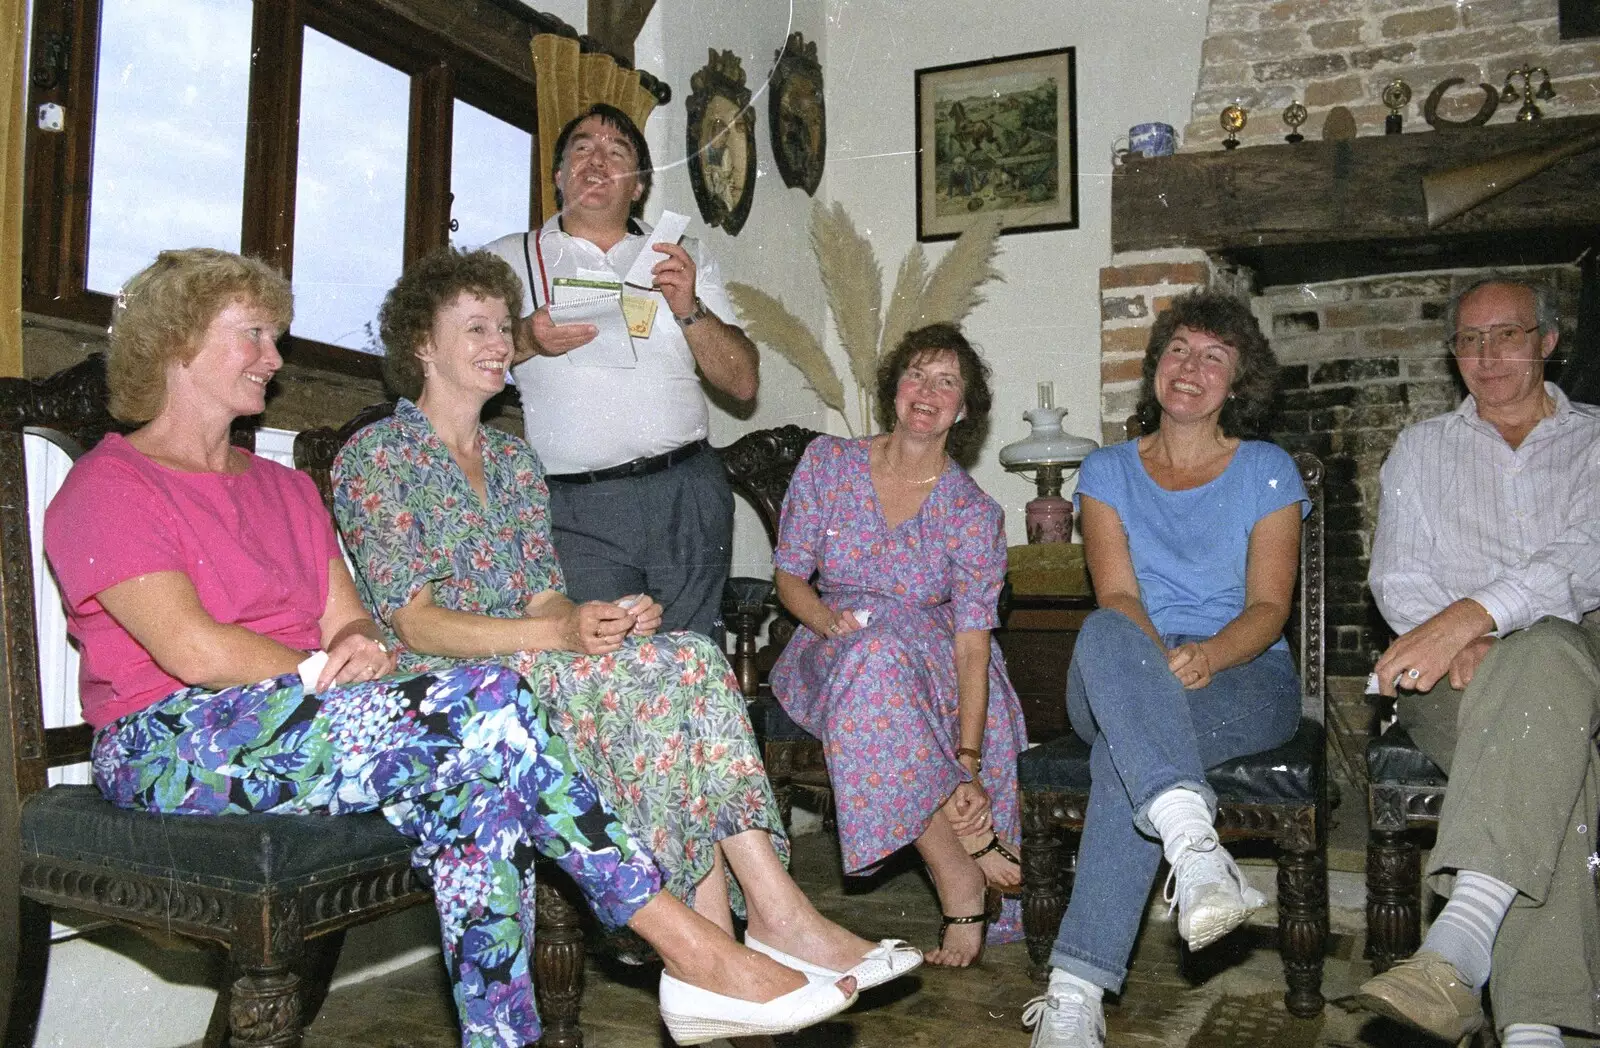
[
  {"x1": 1022, "y1": 982, "x2": 1105, "y2": 1047},
  {"x1": 1163, "y1": 834, "x2": 1267, "y2": 951}
]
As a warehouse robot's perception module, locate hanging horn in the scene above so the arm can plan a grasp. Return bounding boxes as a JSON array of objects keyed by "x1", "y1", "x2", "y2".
[{"x1": 1422, "y1": 126, "x2": 1600, "y2": 228}]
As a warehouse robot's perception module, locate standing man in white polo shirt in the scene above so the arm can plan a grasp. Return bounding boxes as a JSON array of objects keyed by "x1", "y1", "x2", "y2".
[{"x1": 484, "y1": 103, "x2": 759, "y2": 638}]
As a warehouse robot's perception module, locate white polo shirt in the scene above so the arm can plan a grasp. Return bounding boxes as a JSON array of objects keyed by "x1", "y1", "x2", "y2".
[{"x1": 482, "y1": 216, "x2": 735, "y2": 475}]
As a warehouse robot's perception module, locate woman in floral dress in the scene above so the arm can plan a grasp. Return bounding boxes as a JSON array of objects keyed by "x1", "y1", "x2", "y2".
[
  {"x1": 334, "y1": 247, "x2": 920, "y2": 994},
  {"x1": 771, "y1": 323, "x2": 1028, "y2": 967},
  {"x1": 46, "y1": 247, "x2": 859, "y2": 1048}
]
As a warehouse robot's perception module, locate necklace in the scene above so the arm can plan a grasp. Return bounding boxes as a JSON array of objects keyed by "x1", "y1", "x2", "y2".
[{"x1": 879, "y1": 446, "x2": 943, "y2": 485}]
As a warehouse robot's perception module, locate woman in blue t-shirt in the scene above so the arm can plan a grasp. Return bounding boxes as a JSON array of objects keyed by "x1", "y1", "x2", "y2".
[{"x1": 1025, "y1": 292, "x2": 1309, "y2": 1047}]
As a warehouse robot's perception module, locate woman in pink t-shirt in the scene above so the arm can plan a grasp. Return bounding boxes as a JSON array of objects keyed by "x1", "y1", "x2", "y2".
[{"x1": 43, "y1": 248, "x2": 854, "y2": 1048}]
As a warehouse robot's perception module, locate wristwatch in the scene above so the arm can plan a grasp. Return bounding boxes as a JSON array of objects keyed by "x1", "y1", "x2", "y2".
[
  {"x1": 675, "y1": 297, "x2": 710, "y2": 327},
  {"x1": 956, "y1": 746, "x2": 983, "y2": 773}
]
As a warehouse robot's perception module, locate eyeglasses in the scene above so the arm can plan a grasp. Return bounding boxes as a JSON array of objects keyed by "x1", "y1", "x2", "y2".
[{"x1": 1448, "y1": 324, "x2": 1539, "y2": 356}]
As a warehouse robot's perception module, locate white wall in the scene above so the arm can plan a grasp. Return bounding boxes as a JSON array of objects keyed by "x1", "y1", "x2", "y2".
[
  {"x1": 820, "y1": 0, "x2": 1209, "y2": 540},
  {"x1": 642, "y1": 2, "x2": 832, "y2": 575}
]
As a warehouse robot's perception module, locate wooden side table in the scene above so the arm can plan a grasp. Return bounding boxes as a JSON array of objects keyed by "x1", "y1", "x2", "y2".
[{"x1": 996, "y1": 592, "x2": 1094, "y2": 743}]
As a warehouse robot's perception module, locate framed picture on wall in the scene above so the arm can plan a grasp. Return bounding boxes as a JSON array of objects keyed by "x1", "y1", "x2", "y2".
[{"x1": 915, "y1": 47, "x2": 1079, "y2": 242}]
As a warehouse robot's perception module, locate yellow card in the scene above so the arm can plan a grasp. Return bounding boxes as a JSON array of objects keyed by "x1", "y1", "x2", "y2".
[{"x1": 622, "y1": 294, "x2": 658, "y2": 339}]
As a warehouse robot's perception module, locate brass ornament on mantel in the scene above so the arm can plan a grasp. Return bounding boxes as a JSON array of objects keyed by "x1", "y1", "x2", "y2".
[
  {"x1": 1220, "y1": 104, "x2": 1247, "y2": 150},
  {"x1": 1281, "y1": 101, "x2": 1307, "y2": 144},
  {"x1": 686, "y1": 49, "x2": 758, "y2": 235},
  {"x1": 1502, "y1": 64, "x2": 1556, "y2": 121},
  {"x1": 1382, "y1": 79, "x2": 1412, "y2": 134}
]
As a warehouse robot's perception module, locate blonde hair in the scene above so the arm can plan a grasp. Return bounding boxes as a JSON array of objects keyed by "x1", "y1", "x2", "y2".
[{"x1": 109, "y1": 248, "x2": 293, "y2": 422}]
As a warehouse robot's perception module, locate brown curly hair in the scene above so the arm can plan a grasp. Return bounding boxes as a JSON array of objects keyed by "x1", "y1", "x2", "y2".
[
  {"x1": 108, "y1": 248, "x2": 292, "y2": 423},
  {"x1": 1134, "y1": 291, "x2": 1278, "y2": 438},
  {"x1": 379, "y1": 248, "x2": 525, "y2": 400},
  {"x1": 874, "y1": 323, "x2": 993, "y2": 463}
]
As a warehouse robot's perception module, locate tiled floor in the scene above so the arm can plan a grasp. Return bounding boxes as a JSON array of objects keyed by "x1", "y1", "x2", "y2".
[{"x1": 283, "y1": 810, "x2": 1441, "y2": 1048}]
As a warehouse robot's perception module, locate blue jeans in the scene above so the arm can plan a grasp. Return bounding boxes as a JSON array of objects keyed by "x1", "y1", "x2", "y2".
[{"x1": 1049, "y1": 609, "x2": 1300, "y2": 991}]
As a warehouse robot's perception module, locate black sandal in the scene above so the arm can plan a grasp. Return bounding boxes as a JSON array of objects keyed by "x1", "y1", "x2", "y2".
[
  {"x1": 967, "y1": 834, "x2": 1021, "y2": 868},
  {"x1": 935, "y1": 887, "x2": 1001, "y2": 967}
]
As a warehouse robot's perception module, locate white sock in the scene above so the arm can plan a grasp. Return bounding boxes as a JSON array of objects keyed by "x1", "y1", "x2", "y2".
[
  {"x1": 1501, "y1": 1023, "x2": 1565, "y2": 1047},
  {"x1": 1049, "y1": 967, "x2": 1103, "y2": 1002},
  {"x1": 1421, "y1": 869, "x2": 1517, "y2": 990},
  {"x1": 1145, "y1": 787, "x2": 1216, "y2": 865}
]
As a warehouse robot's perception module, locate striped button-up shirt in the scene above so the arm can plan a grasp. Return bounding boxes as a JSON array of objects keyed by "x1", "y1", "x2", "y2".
[{"x1": 1369, "y1": 383, "x2": 1600, "y2": 636}]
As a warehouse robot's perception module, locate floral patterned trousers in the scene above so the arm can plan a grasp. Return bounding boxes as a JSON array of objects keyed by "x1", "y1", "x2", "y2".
[{"x1": 92, "y1": 662, "x2": 661, "y2": 1048}]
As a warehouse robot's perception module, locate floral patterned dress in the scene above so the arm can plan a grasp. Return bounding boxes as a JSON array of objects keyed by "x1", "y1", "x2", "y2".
[
  {"x1": 332, "y1": 399, "x2": 786, "y2": 907},
  {"x1": 770, "y1": 436, "x2": 1026, "y2": 942}
]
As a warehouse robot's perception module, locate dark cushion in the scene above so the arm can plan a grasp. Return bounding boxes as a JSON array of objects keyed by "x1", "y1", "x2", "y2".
[
  {"x1": 1365, "y1": 726, "x2": 1448, "y2": 787},
  {"x1": 22, "y1": 785, "x2": 416, "y2": 892},
  {"x1": 1018, "y1": 717, "x2": 1324, "y2": 806}
]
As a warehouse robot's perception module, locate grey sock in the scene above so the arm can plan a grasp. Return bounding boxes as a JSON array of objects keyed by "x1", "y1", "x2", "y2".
[
  {"x1": 1420, "y1": 869, "x2": 1517, "y2": 990},
  {"x1": 1501, "y1": 1023, "x2": 1565, "y2": 1047}
]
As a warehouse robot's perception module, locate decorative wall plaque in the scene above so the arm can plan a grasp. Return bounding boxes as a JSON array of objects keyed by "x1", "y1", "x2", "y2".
[
  {"x1": 686, "y1": 49, "x2": 757, "y2": 236},
  {"x1": 768, "y1": 32, "x2": 825, "y2": 196}
]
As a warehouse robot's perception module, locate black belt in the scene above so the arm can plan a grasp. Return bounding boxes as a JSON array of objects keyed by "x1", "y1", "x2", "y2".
[{"x1": 546, "y1": 439, "x2": 710, "y2": 485}]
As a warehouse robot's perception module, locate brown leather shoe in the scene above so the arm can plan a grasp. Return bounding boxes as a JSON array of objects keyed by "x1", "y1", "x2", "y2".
[{"x1": 1347, "y1": 951, "x2": 1484, "y2": 1044}]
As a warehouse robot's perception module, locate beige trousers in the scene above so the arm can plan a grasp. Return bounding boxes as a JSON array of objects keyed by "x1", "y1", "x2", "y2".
[{"x1": 1398, "y1": 617, "x2": 1600, "y2": 1034}]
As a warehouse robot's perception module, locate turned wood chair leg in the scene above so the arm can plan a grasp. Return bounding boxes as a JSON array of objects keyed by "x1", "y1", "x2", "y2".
[
  {"x1": 2, "y1": 896, "x2": 51, "y2": 1048},
  {"x1": 1365, "y1": 828, "x2": 1421, "y2": 972},
  {"x1": 1278, "y1": 844, "x2": 1329, "y2": 1018},
  {"x1": 1021, "y1": 810, "x2": 1069, "y2": 975},
  {"x1": 534, "y1": 878, "x2": 586, "y2": 1048},
  {"x1": 225, "y1": 964, "x2": 304, "y2": 1048}
]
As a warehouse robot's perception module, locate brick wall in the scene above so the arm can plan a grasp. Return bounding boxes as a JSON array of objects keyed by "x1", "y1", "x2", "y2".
[
  {"x1": 1098, "y1": 252, "x2": 1220, "y2": 443},
  {"x1": 1184, "y1": 0, "x2": 1600, "y2": 149}
]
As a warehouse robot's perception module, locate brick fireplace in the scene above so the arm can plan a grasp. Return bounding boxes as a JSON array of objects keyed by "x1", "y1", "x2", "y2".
[{"x1": 1096, "y1": 0, "x2": 1600, "y2": 775}]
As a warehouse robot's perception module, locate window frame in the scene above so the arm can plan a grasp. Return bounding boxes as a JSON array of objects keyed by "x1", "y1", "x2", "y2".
[{"x1": 22, "y1": 0, "x2": 546, "y2": 378}]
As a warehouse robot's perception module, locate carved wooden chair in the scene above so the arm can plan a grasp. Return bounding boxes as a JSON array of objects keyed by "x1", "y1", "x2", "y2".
[
  {"x1": 294, "y1": 403, "x2": 590, "y2": 1048},
  {"x1": 715, "y1": 425, "x2": 831, "y2": 827},
  {"x1": 0, "y1": 357, "x2": 438, "y2": 1048},
  {"x1": 1361, "y1": 709, "x2": 1448, "y2": 972},
  {"x1": 1015, "y1": 452, "x2": 1330, "y2": 1019}
]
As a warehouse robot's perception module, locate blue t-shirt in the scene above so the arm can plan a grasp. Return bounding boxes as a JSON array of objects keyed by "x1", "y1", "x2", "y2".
[{"x1": 1074, "y1": 439, "x2": 1310, "y2": 647}]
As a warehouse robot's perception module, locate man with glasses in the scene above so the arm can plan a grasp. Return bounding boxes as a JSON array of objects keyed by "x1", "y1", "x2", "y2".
[
  {"x1": 1351, "y1": 278, "x2": 1600, "y2": 1048},
  {"x1": 483, "y1": 104, "x2": 758, "y2": 639}
]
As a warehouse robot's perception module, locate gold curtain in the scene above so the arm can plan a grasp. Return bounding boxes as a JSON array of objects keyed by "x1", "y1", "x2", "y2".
[
  {"x1": 0, "y1": 0, "x2": 26, "y2": 376},
  {"x1": 530, "y1": 34, "x2": 659, "y2": 223}
]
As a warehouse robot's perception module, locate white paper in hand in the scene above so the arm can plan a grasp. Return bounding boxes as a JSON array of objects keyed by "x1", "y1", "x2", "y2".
[
  {"x1": 853, "y1": 609, "x2": 872, "y2": 628},
  {"x1": 298, "y1": 650, "x2": 329, "y2": 693},
  {"x1": 623, "y1": 210, "x2": 691, "y2": 289},
  {"x1": 550, "y1": 275, "x2": 635, "y2": 368}
]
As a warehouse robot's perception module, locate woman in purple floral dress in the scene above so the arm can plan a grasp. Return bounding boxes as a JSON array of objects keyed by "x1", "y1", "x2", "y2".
[
  {"x1": 335, "y1": 248, "x2": 922, "y2": 1002},
  {"x1": 772, "y1": 324, "x2": 1028, "y2": 967}
]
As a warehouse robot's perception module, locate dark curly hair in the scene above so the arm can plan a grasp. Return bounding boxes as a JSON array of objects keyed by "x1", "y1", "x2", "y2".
[
  {"x1": 552, "y1": 103, "x2": 652, "y2": 221},
  {"x1": 874, "y1": 323, "x2": 993, "y2": 463},
  {"x1": 1134, "y1": 291, "x2": 1278, "y2": 438},
  {"x1": 379, "y1": 248, "x2": 524, "y2": 400}
]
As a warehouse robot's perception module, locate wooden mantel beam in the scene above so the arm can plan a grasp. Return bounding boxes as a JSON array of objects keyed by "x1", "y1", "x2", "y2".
[
  {"x1": 1112, "y1": 114, "x2": 1600, "y2": 286},
  {"x1": 586, "y1": 0, "x2": 655, "y2": 66}
]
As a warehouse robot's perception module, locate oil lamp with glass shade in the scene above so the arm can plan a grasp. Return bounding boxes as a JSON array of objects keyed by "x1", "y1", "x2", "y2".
[{"x1": 998, "y1": 382, "x2": 1099, "y2": 543}]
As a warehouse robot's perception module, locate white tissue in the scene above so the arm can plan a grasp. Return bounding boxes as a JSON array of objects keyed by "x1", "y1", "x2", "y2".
[
  {"x1": 298, "y1": 650, "x2": 329, "y2": 693},
  {"x1": 853, "y1": 609, "x2": 872, "y2": 627}
]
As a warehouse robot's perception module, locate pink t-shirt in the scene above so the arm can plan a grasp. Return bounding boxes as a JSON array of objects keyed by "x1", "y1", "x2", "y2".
[{"x1": 44, "y1": 434, "x2": 338, "y2": 729}]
